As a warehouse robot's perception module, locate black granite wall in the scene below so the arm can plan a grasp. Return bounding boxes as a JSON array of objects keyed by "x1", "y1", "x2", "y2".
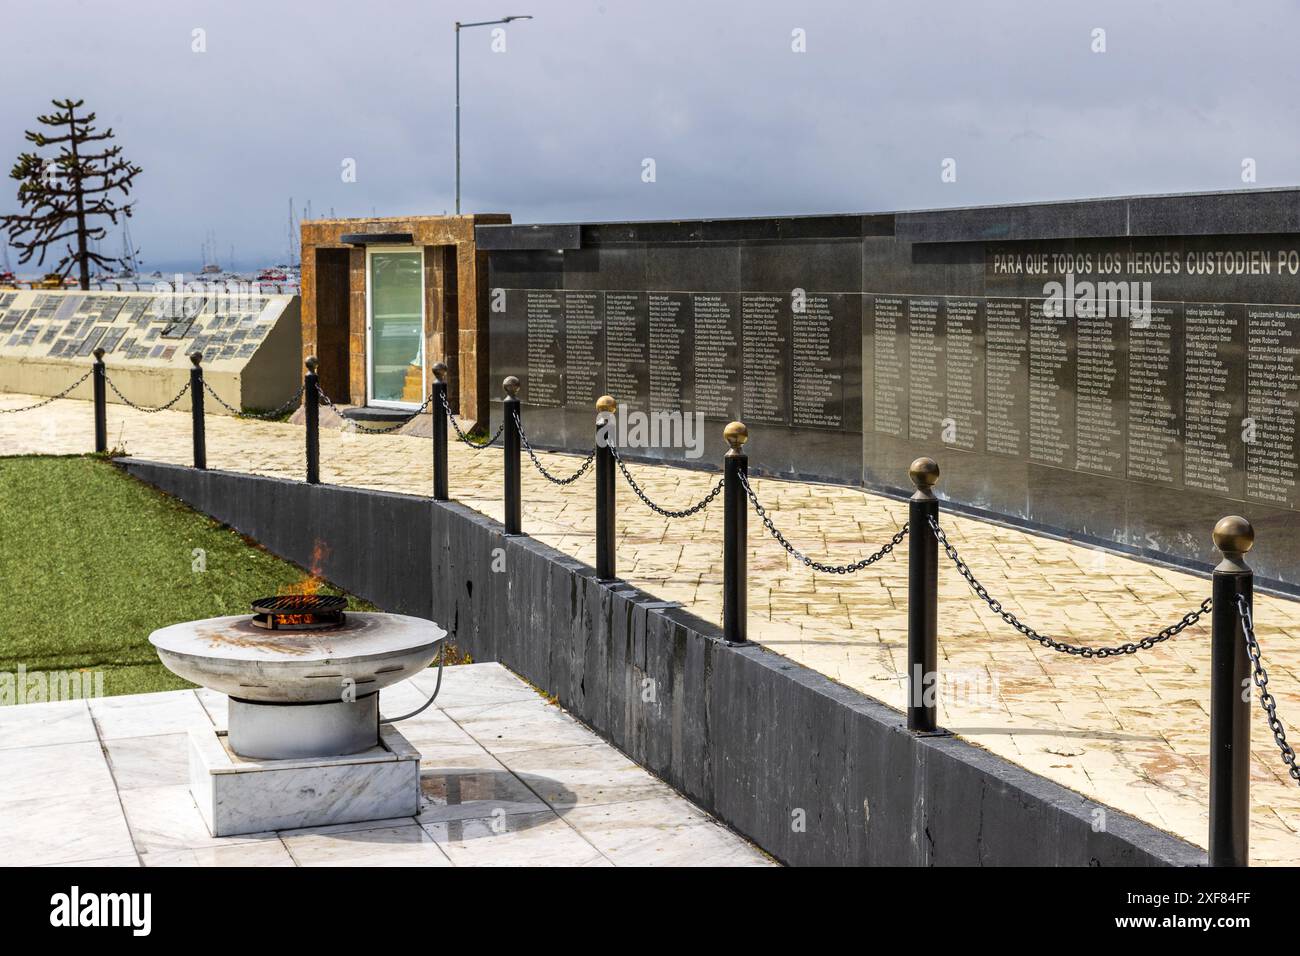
[
  {"x1": 119, "y1": 459, "x2": 1204, "y2": 867},
  {"x1": 480, "y1": 190, "x2": 1300, "y2": 592}
]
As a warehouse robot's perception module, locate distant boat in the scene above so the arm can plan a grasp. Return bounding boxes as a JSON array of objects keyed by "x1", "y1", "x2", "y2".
[
  {"x1": 200, "y1": 263, "x2": 222, "y2": 275},
  {"x1": 257, "y1": 267, "x2": 289, "y2": 282}
]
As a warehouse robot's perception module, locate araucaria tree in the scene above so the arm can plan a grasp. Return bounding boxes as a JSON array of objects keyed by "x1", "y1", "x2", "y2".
[{"x1": 3, "y1": 99, "x2": 142, "y2": 289}]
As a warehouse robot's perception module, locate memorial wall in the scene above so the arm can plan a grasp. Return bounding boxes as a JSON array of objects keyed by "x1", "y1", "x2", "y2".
[
  {"x1": 0, "y1": 289, "x2": 303, "y2": 412},
  {"x1": 483, "y1": 220, "x2": 877, "y2": 483},
  {"x1": 479, "y1": 191, "x2": 1300, "y2": 591}
]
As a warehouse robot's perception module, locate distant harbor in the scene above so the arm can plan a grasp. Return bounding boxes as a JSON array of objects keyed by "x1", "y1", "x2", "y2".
[{"x1": 0, "y1": 269, "x2": 301, "y2": 294}]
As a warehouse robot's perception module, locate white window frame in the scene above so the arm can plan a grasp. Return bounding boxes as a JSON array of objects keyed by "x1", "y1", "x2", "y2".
[{"x1": 364, "y1": 245, "x2": 425, "y2": 410}]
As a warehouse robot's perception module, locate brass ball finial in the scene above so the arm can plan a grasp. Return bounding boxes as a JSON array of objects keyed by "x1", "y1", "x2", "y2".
[
  {"x1": 189, "y1": 351, "x2": 203, "y2": 366},
  {"x1": 432, "y1": 362, "x2": 448, "y2": 383},
  {"x1": 1213, "y1": 515, "x2": 1255, "y2": 556},
  {"x1": 92, "y1": 347, "x2": 105, "y2": 360},
  {"x1": 723, "y1": 421, "x2": 748, "y2": 452},
  {"x1": 503, "y1": 375, "x2": 520, "y2": 398},
  {"x1": 909, "y1": 457, "x2": 940, "y2": 490},
  {"x1": 595, "y1": 395, "x2": 617, "y2": 414},
  {"x1": 305, "y1": 355, "x2": 319, "y2": 372}
]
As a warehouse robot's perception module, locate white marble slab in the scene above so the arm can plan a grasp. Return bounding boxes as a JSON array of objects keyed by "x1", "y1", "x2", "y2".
[
  {"x1": 0, "y1": 739, "x2": 117, "y2": 802},
  {"x1": 282, "y1": 822, "x2": 452, "y2": 867},
  {"x1": 189, "y1": 725, "x2": 421, "y2": 836},
  {"x1": 120, "y1": 783, "x2": 278, "y2": 853},
  {"x1": 451, "y1": 702, "x2": 605, "y2": 754},
  {"x1": 141, "y1": 840, "x2": 296, "y2": 867},
  {"x1": 0, "y1": 789, "x2": 136, "y2": 866},
  {"x1": 415, "y1": 765, "x2": 549, "y2": 823},
  {"x1": 496, "y1": 743, "x2": 675, "y2": 809},
  {"x1": 563, "y1": 796, "x2": 776, "y2": 867},
  {"x1": 105, "y1": 733, "x2": 190, "y2": 790},
  {"x1": 410, "y1": 662, "x2": 540, "y2": 710},
  {"x1": 422, "y1": 809, "x2": 610, "y2": 866},
  {"x1": 89, "y1": 690, "x2": 212, "y2": 740},
  {"x1": 0, "y1": 699, "x2": 96, "y2": 750}
]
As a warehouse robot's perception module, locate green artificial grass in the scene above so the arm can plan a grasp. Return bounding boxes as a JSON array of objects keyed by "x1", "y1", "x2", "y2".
[{"x1": 0, "y1": 455, "x2": 374, "y2": 700}]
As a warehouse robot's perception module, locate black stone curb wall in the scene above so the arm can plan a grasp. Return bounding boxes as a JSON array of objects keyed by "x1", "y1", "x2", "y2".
[{"x1": 118, "y1": 458, "x2": 1205, "y2": 867}]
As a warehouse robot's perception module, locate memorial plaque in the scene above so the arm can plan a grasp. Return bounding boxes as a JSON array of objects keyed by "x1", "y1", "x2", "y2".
[
  {"x1": 692, "y1": 292, "x2": 741, "y2": 419},
  {"x1": 870, "y1": 296, "x2": 908, "y2": 437},
  {"x1": 75, "y1": 326, "x2": 107, "y2": 357},
  {"x1": 101, "y1": 327, "x2": 127, "y2": 354},
  {"x1": 1184, "y1": 303, "x2": 1246, "y2": 498},
  {"x1": 792, "y1": 294, "x2": 848, "y2": 429},
  {"x1": 604, "y1": 292, "x2": 648, "y2": 412},
  {"x1": 1245, "y1": 305, "x2": 1300, "y2": 508},
  {"x1": 942, "y1": 297, "x2": 984, "y2": 452},
  {"x1": 985, "y1": 298, "x2": 1029, "y2": 458},
  {"x1": 741, "y1": 293, "x2": 790, "y2": 425},
  {"x1": 907, "y1": 297, "x2": 945, "y2": 442},
  {"x1": 1127, "y1": 303, "x2": 1184, "y2": 486},
  {"x1": 1074, "y1": 310, "x2": 1127, "y2": 477},
  {"x1": 525, "y1": 290, "x2": 564, "y2": 407},
  {"x1": 563, "y1": 291, "x2": 604, "y2": 409},
  {"x1": 648, "y1": 292, "x2": 692, "y2": 414},
  {"x1": 1028, "y1": 300, "x2": 1074, "y2": 467}
]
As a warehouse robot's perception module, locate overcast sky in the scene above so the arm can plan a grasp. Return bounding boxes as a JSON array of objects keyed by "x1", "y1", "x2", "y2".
[{"x1": 3, "y1": 0, "x2": 1298, "y2": 271}]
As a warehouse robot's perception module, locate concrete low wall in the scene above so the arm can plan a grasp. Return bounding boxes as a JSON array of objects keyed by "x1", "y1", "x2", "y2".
[{"x1": 119, "y1": 458, "x2": 1205, "y2": 867}]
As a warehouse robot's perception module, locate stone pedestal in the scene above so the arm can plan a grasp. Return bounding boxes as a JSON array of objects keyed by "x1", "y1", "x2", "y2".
[{"x1": 189, "y1": 723, "x2": 420, "y2": 837}]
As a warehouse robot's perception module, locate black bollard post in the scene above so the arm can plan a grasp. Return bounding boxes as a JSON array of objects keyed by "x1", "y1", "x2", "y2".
[
  {"x1": 92, "y1": 347, "x2": 107, "y2": 453},
  {"x1": 304, "y1": 356, "x2": 320, "y2": 485},
  {"x1": 1209, "y1": 515, "x2": 1254, "y2": 867},
  {"x1": 503, "y1": 376, "x2": 521, "y2": 534},
  {"x1": 595, "y1": 394, "x2": 617, "y2": 580},
  {"x1": 907, "y1": 457, "x2": 940, "y2": 733},
  {"x1": 723, "y1": 421, "x2": 749, "y2": 644},
  {"x1": 432, "y1": 362, "x2": 449, "y2": 501},
  {"x1": 189, "y1": 352, "x2": 206, "y2": 470}
]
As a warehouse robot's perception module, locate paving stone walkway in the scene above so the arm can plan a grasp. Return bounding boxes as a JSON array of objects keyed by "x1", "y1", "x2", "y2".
[
  {"x1": 3, "y1": 392, "x2": 1299, "y2": 864},
  {"x1": 0, "y1": 662, "x2": 771, "y2": 866}
]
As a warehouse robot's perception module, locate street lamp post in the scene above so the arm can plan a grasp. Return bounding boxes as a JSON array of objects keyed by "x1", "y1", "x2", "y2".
[{"x1": 455, "y1": 14, "x2": 533, "y2": 215}]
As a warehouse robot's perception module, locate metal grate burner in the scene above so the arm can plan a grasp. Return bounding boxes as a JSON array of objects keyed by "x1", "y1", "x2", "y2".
[{"x1": 250, "y1": 594, "x2": 347, "y2": 631}]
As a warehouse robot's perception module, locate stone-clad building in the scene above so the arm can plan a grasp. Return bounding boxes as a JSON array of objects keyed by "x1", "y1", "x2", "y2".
[{"x1": 299, "y1": 213, "x2": 508, "y2": 424}]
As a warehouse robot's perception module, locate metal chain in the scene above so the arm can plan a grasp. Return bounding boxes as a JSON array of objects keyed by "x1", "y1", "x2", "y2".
[
  {"x1": 203, "y1": 379, "x2": 305, "y2": 420},
  {"x1": 438, "y1": 392, "x2": 503, "y2": 449},
  {"x1": 929, "y1": 514, "x2": 1212, "y2": 657},
  {"x1": 739, "y1": 471, "x2": 907, "y2": 573},
  {"x1": 607, "y1": 443, "x2": 723, "y2": 518},
  {"x1": 316, "y1": 385, "x2": 435, "y2": 433},
  {"x1": 105, "y1": 375, "x2": 191, "y2": 413},
  {"x1": 0, "y1": 369, "x2": 93, "y2": 413},
  {"x1": 1236, "y1": 595, "x2": 1300, "y2": 785},
  {"x1": 513, "y1": 410, "x2": 595, "y2": 485}
]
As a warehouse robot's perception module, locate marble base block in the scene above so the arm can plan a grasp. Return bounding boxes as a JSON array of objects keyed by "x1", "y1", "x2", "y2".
[{"x1": 189, "y1": 723, "x2": 421, "y2": 836}]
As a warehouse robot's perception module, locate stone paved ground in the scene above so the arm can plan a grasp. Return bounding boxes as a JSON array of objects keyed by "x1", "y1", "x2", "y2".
[
  {"x1": 0, "y1": 662, "x2": 771, "y2": 866},
  {"x1": 3, "y1": 392, "x2": 1299, "y2": 864}
]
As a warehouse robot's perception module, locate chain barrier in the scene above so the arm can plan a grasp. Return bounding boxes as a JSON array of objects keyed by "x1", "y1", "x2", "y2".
[
  {"x1": 105, "y1": 375, "x2": 191, "y2": 414},
  {"x1": 607, "y1": 444, "x2": 723, "y2": 518},
  {"x1": 316, "y1": 385, "x2": 435, "y2": 433},
  {"x1": 0, "y1": 370, "x2": 94, "y2": 414},
  {"x1": 929, "y1": 514, "x2": 1212, "y2": 657},
  {"x1": 1236, "y1": 595, "x2": 1300, "y2": 785},
  {"x1": 738, "y1": 471, "x2": 907, "y2": 573},
  {"x1": 438, "y1": 392, "x2": 503, "y2": 449},
  {"x1": 203, "y1": 380, "x2": 306, "y2": 421},
  {"x1": 513, "y1": 410, "x2": 595, "y2": 485}
]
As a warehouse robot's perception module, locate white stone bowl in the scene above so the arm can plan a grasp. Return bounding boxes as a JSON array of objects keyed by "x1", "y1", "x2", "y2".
[{"x1": 149, "y1": 612, "x2": 445, "y2": 703}]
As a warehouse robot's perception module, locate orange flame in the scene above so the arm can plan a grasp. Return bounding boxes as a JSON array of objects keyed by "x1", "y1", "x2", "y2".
[{"x1": 279, "y1": 540, "x2": 329, "y2": 597}]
